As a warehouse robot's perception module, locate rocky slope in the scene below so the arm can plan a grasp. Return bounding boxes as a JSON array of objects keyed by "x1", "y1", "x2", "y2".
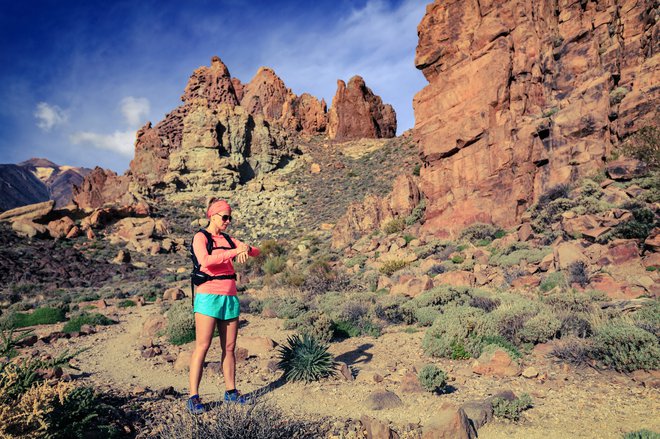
[
  {"x1": 413, "y1": 0, "x2": 659, "y2": 237},
  {"x1": 0, "y1": 159, "x2": 90, "y2": 211},
  {"x1": 0, "y1": 164, "x2": 50, "y2": 211}
]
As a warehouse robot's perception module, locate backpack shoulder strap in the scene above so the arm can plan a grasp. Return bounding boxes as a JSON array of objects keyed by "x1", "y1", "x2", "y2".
[
  {"x1": 198, "y1": 229, "x2": 214, "y2": 255},
  {"x1": 219, "y1": 232, "x2": 236, "y2": 249}
]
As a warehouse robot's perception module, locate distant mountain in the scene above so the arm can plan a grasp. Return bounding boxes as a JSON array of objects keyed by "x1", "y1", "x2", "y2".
[
  {"x1": 0, "y1": 164, "x2": 50, "y2": 211},
  {"x1": 0, "y1": 159, "x2": 92, "y2": 211}
]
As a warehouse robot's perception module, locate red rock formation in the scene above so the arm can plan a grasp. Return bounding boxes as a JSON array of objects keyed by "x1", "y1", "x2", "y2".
[
  {"x1": 72, "y1": 167, "x2": 131, "y2": 210},
  {"x1": 181, "y1": 55, "x2": 239, "y2": 107},
  {"x1": 413, "y1": 0, "x2": 659, "y2": 237},
  {"x1": 241, "y1": 67, "x2": 295, "y2": 123},
  {"x1": 328, "y1": 76, "x2": 397, "y2": 141},
  {"x1": 232, "y1": 78, "x2": 245, "y2": 101},
  {"x1": 240, "y1": 68, "x2": 328, "y2": 134}
]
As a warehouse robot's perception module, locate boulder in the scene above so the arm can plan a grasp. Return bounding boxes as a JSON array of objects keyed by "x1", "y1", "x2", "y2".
[
  {"x1": 361, "y1": 415, "x2": 396, "y2": 439},
  {"x1": 645, "y1": 228, "x2": 660, "y2": 252},
  {"x1": 142, "y1": 315, "x2": 167, "y2": 338},
  {"x1": 112, "y1": 250, "x2": 131, "y2": 264},
  {"x1": 605, "y1": 158, "x2": 649, "y2": 181},
  {"x1": 399, "y1": 371, "x2": 424, "y2": 393},
  {"x1": 163, "y1": 288, "x2": 185, "y2": 301},
  {"x1": 607, "y1": 239, "x2": 640, "y2": 265},
  {"x1": 460, "y1": 400, "x2": 493, "y2": 430},
  {"x1": 46, "y1": 216, "x2": 75, "y2": 239},
  {"x1": 11, "y1": 220, "x2": 48, "y2": 238},
  {"x1": 365, "y1": 390, "x2": 403, "y2": 410},
  {"x1": 472, "y1": 348, "x2": 520, "y2": 377},
  {"x1": 174, "y1": 351, "x2": 193, "y2": 372},
  {"x1": 554, "y1": 242, "x2": 588, "y2": 270},
  {"x1": 390, "y1": 275, "x2": 434, "y2": 297},
  {"x1": 433, "y1": 271, "x2": 475, "y2": 287},
  {"x1": 237, "y1": 336, "x2": 276, "y2": 356},
  {"x1": 422, "y1": 403, "x2": 476, "y2": 439},
  {"x1": 0, "y1": 200, "x2": 54, "y2": 223}
]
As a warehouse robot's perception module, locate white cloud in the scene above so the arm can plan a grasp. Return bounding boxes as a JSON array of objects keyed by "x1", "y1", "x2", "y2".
[
  {"x1": 34, "y1": 102, "x2": 68, "y2": 131},
  {"x1": 70, "y1": 130, "x2": 135, "y2": 157},
  {"x1": 120, "y1": 96, "x2": 150, "y2": 127}
]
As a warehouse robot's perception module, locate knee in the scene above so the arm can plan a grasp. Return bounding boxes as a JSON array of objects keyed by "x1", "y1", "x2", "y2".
[
  {"x1": 223, "y1": 342, "x2": 236, "y2": 355},
  {"x1": 195, "y1": 340, "x2": 212, "y2": 354}
]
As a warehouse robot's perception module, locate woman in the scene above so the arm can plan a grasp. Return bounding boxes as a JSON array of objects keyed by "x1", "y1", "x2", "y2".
[{"x1": 186, "y1": 199, "x2": 260, "y2": 414}]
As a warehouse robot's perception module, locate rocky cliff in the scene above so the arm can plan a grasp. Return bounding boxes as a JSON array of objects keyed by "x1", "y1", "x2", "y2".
[
  {"x1": 19, "y1": 158, "x2": 91, "y2": 208},
  {"x1": 413, "y1": 0, "x2": 658, "y2": 237},
  {"x1": 118, "y1": 56, "x2": 396, "y2": 201},
  {"x1": 328, "y1": 76, "x2": 397, "y2": 141},
  {"x1": 0, "y1": 165, "x2": 50, "y2": 211}
]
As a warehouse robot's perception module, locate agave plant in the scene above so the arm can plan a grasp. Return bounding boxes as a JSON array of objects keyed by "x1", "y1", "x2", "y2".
[{"x1": 276, "y1": 333, "x2": 337, "y2": 383}]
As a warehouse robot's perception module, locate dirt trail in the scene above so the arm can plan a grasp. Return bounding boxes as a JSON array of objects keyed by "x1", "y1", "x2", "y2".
[{"x1": 48, "y1": 305, "x2": 660, "y2": 438}]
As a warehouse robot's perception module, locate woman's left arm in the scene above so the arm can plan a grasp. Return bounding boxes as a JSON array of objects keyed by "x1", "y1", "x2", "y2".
[{"x1": 232, "y1": 237, "x2": 260, "y2": 257}]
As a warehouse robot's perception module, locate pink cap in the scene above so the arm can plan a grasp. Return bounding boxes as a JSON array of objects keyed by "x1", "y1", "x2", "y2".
[{"x1": 206, "y1": 200, "x2": 232, "y2": 219}]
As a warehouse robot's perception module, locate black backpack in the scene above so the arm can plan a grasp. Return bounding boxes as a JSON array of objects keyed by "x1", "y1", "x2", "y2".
[{"x1": 189, "y1": 229, "x2": 237, "y2": 304}]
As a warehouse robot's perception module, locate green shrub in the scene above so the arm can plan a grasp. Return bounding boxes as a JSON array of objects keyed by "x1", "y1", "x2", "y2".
[
  {"x1": 277, "y1": 334, "x2": 337, "y2": 383},
  {"x1": 412, "y1": 164, "x2": 421, "y2": 176},
  {"x1": 542, "y1": 289, "x2": 593, "y2": 313},
  {"x1": 1, "y1": 326, "x2": 35, "y2": 358},
  {"x1": 165, "y1": 301, "x2": 195, "y2": 345},
  {"x1": 477, "y1": 335, "x2": 522, "y2": 359},
  {"x1": 422, "y1": 306, "x2": 491, "y2": 358},
  {"x1": 284, "y1": 311, "x2": 334, "y2": 344},
  {"x1": 8, "y1": 307, "x2": 67, "y2": 328},
  {"x1": 63, "y1": 313, "x2": 116, "y2": 333},
  {"x1": 484, "y1": 295, "x2": 539, "y2": 344},
  {"x1": 623, "y1": 430, "x2": 660, "y2": 439},
  {"x1": 519, "y1": 310, "x2": 561, "y2": 344},
  {"x1": 373, "y1": 295, "x2": 411, "y2": 324},
  {"x1": 634, "y1": 301, "x2": 660, "y2": 337},
  {"x1": 612, "y1": 202, "x2": 657, "y2": 241},
  {"x1": 405, "y1": 199, "x2": 426, "y2": 226},
  {"x1": 418, "y1": 364, "x2": 448, "y2": 393},
  {"x1": 619, "y1": 123, "x2": 659, "y2": 170},
  {"x1": 592, "y1": 320, "x2": 660, "y2": 371},
  {"x1": 492, "y1": 393, "x2": 533, "y2": 421},
  {"x1": 383, "y1": 218, "x2": 405, "y2": 234},
  {"x1": 540, "y1": 272, "x2": 567, "y2": 292},
  {"x1": 459, "y1": 223, "x2": 504, "y2": 243},
  {"x1": 344, "y1": 255, "x2": 368, "y2": 269},
  {"x1": 560, "y1": 313, "x2": 593, "y2": 338},
  {"x1": 451, "y1": 255, "x2": 465, "y2": 264},
  {"x1": 379, "y1": 259, "x2": 408, "y2": 275},
  {"x1": 551, "y1": 336, "x2": 592, "y2": 366},
  {"x1": 609, "y1": 86, "x2": 629, "y2": 106},
  {"x1": 263, "y1": 255, "x2": 287, "y2": 275},
  {"x1": 117, "y1": 299, "x2": 137, "y2": 308},
  {"x1": 489, "y1": 246, "x2": 552, "y2": 267},
  {"x1": 412, "y1": 307, "x2": 441, "y2": 327},
  {"x1": 532, "y1": 197, "x2": 575, "y2": 231}
]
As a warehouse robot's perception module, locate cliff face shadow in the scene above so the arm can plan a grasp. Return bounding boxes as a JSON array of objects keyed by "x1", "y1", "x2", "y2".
[{"x1": 335, "y1": 343, "x2": 373, "y2": 366}]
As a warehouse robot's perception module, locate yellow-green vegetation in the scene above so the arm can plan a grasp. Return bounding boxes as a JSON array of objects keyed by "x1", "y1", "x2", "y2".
[
  {"x1": 117, "y1": 299, "x2": 137, "y2": 308},
  {"x1": 166, "y1": 301, "x2": 195, "y2": 345},
  {"x1": 591, "y1": 320, "x2": 660, "y2": 372},
  {"x1": 418, "y1": 364, "x2": 448, "y2": 393},
  {"x1": 6, "y1": 307, "x2": 67, "y2": 328},
  {"x1": 489, "y1": 243, "x2": 552, "y2": 267},
  {"x1": 609, "y1": 86, "x2": 629, "y2": 106},
  {"x1": 379, "y1": 259, "x2": 408, "y2": 275},
  {"x1": 0, "y1": 353, "x2": 120, "y2": 438},
  {"x1": 62, "y1": 313, "x2": 116, "y2": 333},
  {"x1": 492, "y1": 393, "x2": 533, "y2": 421},
  {"x1": 1, "y1": 326, "x2": 34, "y2": 358},
  {"x1": 263, "y1": 255, "x2": 287, "y2": 275},
  {"x1": 459, "y1": 223, "x2": 505, "y2": 244},
  {"x1": 383, "y1": 218, "x2": 405, "y2": 234}
]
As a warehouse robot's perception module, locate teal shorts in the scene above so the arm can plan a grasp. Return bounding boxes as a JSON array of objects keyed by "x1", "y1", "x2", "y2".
[{"x1": 194, "y1": 294, "x2": 240, "y2": 320}]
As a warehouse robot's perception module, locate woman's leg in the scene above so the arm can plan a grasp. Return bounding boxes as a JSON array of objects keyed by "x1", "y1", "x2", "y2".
[
  {"x1": 217, "y1": 317, "x2": 239, "y2": 391},
  {"x1": 189, "y1": 312, "x2": 217, "y2": 396}
]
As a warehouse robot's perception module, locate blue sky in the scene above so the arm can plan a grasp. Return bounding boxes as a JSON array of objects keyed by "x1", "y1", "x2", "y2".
[{"x1": 0, "y1": 0, "x2": 427, "y2": 173}]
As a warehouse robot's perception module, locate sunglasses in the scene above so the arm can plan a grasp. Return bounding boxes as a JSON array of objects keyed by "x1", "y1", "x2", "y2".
[{"x1": 216, "y1": 214, "x2": 232, "y2": 222}]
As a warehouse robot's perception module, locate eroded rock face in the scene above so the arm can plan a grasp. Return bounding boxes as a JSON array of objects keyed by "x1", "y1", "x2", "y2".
[
  {"x1": 413, "y1": 0, "x2": 659, "y2": 237},
  {"x1": 73, "y1": 167, "x2": 133, "y2": 210},
  {"x1": 181, "y1": 55, "x2": 239, "y2": 107},
  {"x1": 328, "y1": 76, "x2": 397, "y2": 140}
]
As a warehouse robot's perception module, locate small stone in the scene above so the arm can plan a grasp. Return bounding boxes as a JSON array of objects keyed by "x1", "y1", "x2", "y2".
[
  {"x1": 365, "y1": 390, "x2": 403, "y2": 410},
  {"x1": 522, "y1": 367, "x2": 539, "y2": 378},
  {"x1": 373, "y1": 373, "x2": 384, "y2": 383}
]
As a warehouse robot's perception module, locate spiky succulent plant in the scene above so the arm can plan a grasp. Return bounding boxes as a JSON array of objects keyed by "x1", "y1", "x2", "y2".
[{"x1": 276, "y1": 333, "x2": 337, "y2": 383}]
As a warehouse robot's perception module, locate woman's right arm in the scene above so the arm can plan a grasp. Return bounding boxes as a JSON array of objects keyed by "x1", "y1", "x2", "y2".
[{"x1": 193, "y1": 233, "x2": 240, "y2": 268}]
